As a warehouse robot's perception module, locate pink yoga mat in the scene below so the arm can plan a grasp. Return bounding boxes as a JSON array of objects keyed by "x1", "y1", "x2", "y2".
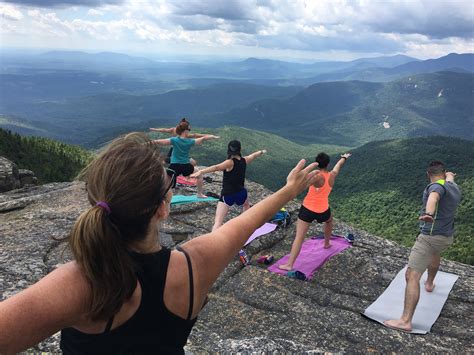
[
  {"x1": 268, "y1": 235, "x2": 351, "y2": 280},
  {"x1": 176, "y1": 176, "x2": 197, "y2": 186},
  {"x1": 244, "y1": 223, "x2": 278, "y2": 246}
]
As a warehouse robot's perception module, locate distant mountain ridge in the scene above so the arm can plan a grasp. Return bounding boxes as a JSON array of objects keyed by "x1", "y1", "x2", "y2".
[
  {"x1": 2, "y1": 71, "x2": 472, "y2": 147},
  {"x1": 221, "y1": 71, "x2": 474, "y2": 145}
]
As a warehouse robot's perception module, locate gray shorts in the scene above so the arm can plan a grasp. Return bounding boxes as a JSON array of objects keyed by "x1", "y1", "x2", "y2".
[{"x1": 408, "y1": 233, "x2": 453, "y2": 273}]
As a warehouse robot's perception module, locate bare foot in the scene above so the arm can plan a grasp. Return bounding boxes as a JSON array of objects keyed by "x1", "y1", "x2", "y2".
[
  {"x1": 324, "y1": 243, "x2": 332, "y2": 249},
  {"x1": 425, "y1": 281, "x2": 435, "y2": 292},
  {"x1": 197, "y1": 194, "x2": 208, "y2": 198},
  {"x1": 383, "y1": 319, "x2": 412, "y2": 332},
  {"x1": 278, "y1": 263, "x2": 293, "y2": 271}
]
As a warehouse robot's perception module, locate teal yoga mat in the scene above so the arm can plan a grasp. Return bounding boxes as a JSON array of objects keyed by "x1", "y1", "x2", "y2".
[
  {"x1": 363, "y1": 266, "x2": 458, "y2": 334},
  {"x1": 171, "y1": 195, "x2": 218, "y2": 205}
]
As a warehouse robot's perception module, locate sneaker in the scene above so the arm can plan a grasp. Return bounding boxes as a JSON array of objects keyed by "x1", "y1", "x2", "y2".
[
  {"x1": 287, "y1": 270, "x2": 307, "y2": 281},
  {"x1": 257, "y1": 255, "x2": 274, "y2": 265},
  {"x1": 344, "y1": 233, "x2": 355, "y2": 243}
]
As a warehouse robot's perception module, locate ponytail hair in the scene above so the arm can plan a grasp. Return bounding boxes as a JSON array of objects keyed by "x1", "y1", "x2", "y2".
[
  {"x1": 227, "y1": 140, "x2": 242, "y2": 159},
  {"x1": 69, "y1": 132, "x2": 168, "y2": 320},
  {"x1": 175, "y1": 121, "x2": 190, "y2": 135}
]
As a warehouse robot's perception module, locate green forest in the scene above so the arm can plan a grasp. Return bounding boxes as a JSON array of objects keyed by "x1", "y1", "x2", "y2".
[
  {"x1": 150, "y1": 128, "x2": 473, "y2": 265},
  {"x1": 0, "y1": 128, "x2": 93, "y2": 184},
  {"x1": 331, "y1": 136, "x2": 474, "y2": 265},
  {"x1": 1, "y1": 127, "x2": 472, "y2": 265}
]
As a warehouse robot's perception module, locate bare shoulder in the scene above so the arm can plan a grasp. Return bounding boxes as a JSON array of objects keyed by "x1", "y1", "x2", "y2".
[
  {"x1": 224, "y1": 158, "x2": 235, "y2": 171},
  {"x1": 312, "y1": 173, "x2": 325, "y2": 187},
  {"x1": 37, "y1": 261, "x2": 90, "y2": 307}
]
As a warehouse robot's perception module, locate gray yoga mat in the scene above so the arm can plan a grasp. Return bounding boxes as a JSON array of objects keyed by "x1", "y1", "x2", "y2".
[{"x1": 363, "y1": 266, "x2": 458, "y2": 334}]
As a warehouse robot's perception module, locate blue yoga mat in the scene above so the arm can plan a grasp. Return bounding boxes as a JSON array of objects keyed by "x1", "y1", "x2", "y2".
[{"x1": 171, "y1": 195, "x2": 218, "y2": 205}]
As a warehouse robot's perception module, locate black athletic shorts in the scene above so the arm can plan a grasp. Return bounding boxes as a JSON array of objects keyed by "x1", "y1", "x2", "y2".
[
  {"x1": 168, "y1": 163, "x2": 194, "y2": 187},
  {"x1": 298, "y1": 205, "x2": 331, "y2": 223}
]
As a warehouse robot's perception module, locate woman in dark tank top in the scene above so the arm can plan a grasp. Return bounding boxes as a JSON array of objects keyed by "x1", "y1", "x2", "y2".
[
  {"x1": 0, "y1": 133, "x2": 319, "y2": 354},
  {"x1": 192, "y1": 140, "x2": 267, "y2": 231}
]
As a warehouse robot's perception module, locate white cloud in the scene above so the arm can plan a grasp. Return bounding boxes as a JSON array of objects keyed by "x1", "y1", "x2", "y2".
[
  {"x1": 0, "y1": 3, "x2": 24, "y2": 21},
  {"x1": 87, "y1": 8, "x2": 104, "y2": 16},
  {"x1": 1, "y1": 0, "x2": 473, "y2": 60}
]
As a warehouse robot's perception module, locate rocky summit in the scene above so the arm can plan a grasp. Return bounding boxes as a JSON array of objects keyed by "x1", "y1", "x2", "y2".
[{"x1": 1, "y1": 172, "x2": 473, "y2": 353}]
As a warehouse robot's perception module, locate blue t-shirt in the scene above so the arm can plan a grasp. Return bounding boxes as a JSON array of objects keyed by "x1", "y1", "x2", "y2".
[
  {"x1": 420, "y1": 180, "x2": 461, "y2": 237},
  {"x1": 170, "y1": 137, "x2": 195, "y2": 164}
]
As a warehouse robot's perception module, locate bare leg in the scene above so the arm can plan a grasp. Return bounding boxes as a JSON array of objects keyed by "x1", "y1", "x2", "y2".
[
  {"x1": 193, "y1": 167, "x2": 206, "y2": 198},
  {"x1": 323, "y1": 216, "x2": 333, "y2": 249},
  {"x1": 190, "y1": 158, "x2": 197, "y2": 167},
  {"x1": 384, "y1": 267, "x2": 421, "y2": 332},
  {"x1": 425, "y1": 254, "x2": 440, "y2": 292},
  {"x1": 242, "y1": 198, "x2": 250, "y2": 212},
  {"x1": 278, "y1": 218, "x2": 311, "y2": 271},
  {"x1": 212, "y1": 201, "x2": 230, "y2": 231}
]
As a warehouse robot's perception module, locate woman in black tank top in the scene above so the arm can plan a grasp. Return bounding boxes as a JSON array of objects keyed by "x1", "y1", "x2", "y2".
[
  {"x1": 192, "y1": 140, "x2": 267, "y2": 231},
  {"x1": 0, "y1": 133, "x2": 319, "y2": 354}
]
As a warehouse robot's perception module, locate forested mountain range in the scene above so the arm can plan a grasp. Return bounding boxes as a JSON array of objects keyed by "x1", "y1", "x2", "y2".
[
  {"x1": 222, "y1": 71, "x2": 474, "y2": 145},
  {"x1": 179, "y1": 129, "x2": 473, "y2": 264},
  {"x1": 2, "y1": 71, "x2": 472, "y2": 147},
  {"x1": 2, "y1": 127, "x2": 471, "y2": 265},
  {"x1": 330, "y1": 136, "x2": 473, "y2": 265}
]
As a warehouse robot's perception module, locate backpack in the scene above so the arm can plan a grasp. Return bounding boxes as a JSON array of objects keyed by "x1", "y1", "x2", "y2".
[{"x1": 270, "y1": 208, "x2": 291, "y2": 228}]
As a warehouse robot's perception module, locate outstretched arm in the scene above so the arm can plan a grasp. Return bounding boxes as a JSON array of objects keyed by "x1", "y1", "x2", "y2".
[
  {"x1": 419, "y1": 192, "x2": 441, "y2": 223},
  {"x1": 190, "y1": 159, "x2": 233, "y2": 178},
  {"x1": 0, "y1": 263, "x2": 90, "y2": 354},
  {"x1": 181, "y1": 160, "x2": 319, "y2": 317},
  {"x1": 152, "y1": 139, "x2": 172, "y2": 146},
  {"x1": 331, "y1": 153, "x2": 351, "y2": 177},
  {"x1": 188, "y1": 132, "x2": 209, "y2": 139},
  {"x1": 150, "y1": 127, "x2": 175, "y2": 134},
  {"x1": 244, "y1": 149, "x2": 267, "y2": 164},
  {"x1": 194, "y1": 135, "x2": 219, "y2": 145}
]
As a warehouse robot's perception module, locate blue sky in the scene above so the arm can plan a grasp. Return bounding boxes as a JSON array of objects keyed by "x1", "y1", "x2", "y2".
[{"x1": 1, "y1": 0, "x2": 473, "y2": 61}]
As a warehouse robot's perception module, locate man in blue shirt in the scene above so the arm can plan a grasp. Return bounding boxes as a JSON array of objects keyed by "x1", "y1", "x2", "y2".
[{"x1": 385, "y1": 160, "x2": 461, "y2": 332}]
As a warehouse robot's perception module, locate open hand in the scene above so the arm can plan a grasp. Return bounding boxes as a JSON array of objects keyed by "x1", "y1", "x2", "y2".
[
  {"x1": 341, "y1": 153, "x2": 352, "y2": 159},
  {"x1": 419, "y1": 214, "x2": 434, "y2": 223},
  {"x1": 190, "y1": 171, "x2": 202, "y2": 178},
  {"x1": 285, "y1": 159, "x2": 319, "y2": 195}
]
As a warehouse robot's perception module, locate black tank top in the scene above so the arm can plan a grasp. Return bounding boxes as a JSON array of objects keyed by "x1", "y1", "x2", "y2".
[
  {"x1": 60, "y1": 248, "x2": 196, "y2": 354},
  {"x1": 221, "y1": 157, "x2": 246, "y2": 196}
]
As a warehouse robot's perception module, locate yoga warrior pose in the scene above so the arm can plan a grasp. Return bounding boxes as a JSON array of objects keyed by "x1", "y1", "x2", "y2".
[
  {"x1": 150, "y1": 118, "x2": 208, "y2": 165},
  {"x1": 153, "y1": 120, "x2": 219, "y2": 198},
  {"x1": 279, "y1": 152, "x2": 351, "y2": 271},
  {"x1": 385, "y1": 160, "x2": 461, "y2": 332},
  {"x1": 192, "y1": 140, "x2": 266, "y2": 230},
  {"x1": 0, "y1": 132, "x2": 319, "y2": 354}
]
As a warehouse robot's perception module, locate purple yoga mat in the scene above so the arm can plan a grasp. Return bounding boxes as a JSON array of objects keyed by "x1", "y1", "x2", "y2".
[
  {"x1": 268, "y1": 235, "x2": 351, "y2": 280},
  {"x1": 244, "y1": 223, "x2": 278, "y2": 246}
]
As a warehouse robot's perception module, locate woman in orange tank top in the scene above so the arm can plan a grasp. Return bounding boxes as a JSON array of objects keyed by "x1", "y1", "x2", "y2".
[{"x1": 279, "y1": 152, "x2": 352, "y2": 271}]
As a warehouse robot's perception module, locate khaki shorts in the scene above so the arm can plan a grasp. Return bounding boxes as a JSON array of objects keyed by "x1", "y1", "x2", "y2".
[{"x1": 408, "y1": 234, "x2": 453, "y2": 273}]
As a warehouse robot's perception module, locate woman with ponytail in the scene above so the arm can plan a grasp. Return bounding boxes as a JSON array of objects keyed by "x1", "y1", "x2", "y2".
[
  {"x1": 191, "y1": 140, "x2": 267, "y2": 231},
  {"x1": 0, "y1": 132, "x2": 319, "y2": 354},
  {"x1": 150, "y1": 117, "x2": 208, "y2": 165},
  {"x1": 153, "y1": 120, "x2": 219, "y2": 198}
]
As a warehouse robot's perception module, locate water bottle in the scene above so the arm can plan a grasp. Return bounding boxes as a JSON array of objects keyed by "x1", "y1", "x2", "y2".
[{"x1": 239, "y1": 249, "x2": 250, "y2": 266}]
